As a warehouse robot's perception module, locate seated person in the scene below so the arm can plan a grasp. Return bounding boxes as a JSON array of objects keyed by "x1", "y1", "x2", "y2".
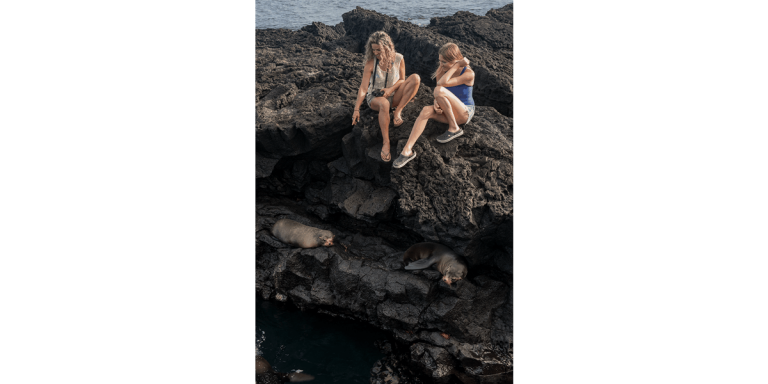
[
  {"x1": 351, "y1": 31, "x2": 421, "y2": 162},
  {"x1": 393, "y1": 43, "x2": 474, "y2": 169}
]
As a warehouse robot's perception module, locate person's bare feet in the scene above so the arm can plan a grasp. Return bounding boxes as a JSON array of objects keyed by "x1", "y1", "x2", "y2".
[{"x1": 393, "y1": 110, "x2": 404, "y2": 127}]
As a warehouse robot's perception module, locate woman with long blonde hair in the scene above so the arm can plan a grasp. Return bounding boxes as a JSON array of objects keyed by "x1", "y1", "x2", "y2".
[
  {"x1": 351, "y1": 31, "x2": 421, "y2": 162},
  {"x1": 393, "y1": 43, "x2": 475, "y2": 169}
]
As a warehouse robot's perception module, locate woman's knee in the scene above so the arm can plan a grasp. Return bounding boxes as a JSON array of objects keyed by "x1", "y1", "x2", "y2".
[
  {"x1": 418, "y1": 106, "x2": 433, "y2": 118},
  {"x1": 409, "y1": 74, "x2": 421, "y2": 84},
  {"x1": 375, "y1": 98, "x2": 390, "y2": 111},
  {"x1": 433, "y1": 86, "x2": 444, "y2": 98}
]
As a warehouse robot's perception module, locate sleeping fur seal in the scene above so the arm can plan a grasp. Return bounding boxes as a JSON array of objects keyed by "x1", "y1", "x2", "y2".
[
  {"x1": 270, "y1": 219, "x2": 334, "y2": 248},
  {"x1": 403, "y1": 242, "x2": 468, "y2": 285},
  {"x1": 256, "y1": 355, "x2": 314, "y2": 382}
]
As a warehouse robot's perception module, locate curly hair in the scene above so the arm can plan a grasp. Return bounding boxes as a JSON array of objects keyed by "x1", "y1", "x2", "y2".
[
  {"x1": 431, "y1": 42, "x2": 466, "y2": 80},
  {"x1": 363, "y1": 31, "x2": 396, "y2": 72}
]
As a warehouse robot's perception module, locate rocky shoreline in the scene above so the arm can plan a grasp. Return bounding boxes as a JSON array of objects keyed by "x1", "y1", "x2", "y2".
[{"x1": 257, "y1": 5, "x2": 513, "y2": 383}]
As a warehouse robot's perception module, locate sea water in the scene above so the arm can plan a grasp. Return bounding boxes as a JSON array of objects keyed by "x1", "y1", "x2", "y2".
[
  {"x1": 256, "y1": 0, "x2": 512, "y2": 30},
  {"x1": 256, "y1": 299, "x2": 389, "y2": 383}
]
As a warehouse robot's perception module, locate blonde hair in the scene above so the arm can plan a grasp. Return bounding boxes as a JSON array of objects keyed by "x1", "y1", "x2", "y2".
[
  {"x1": 431, "y1": 43, "x2": 466, "y2": 80},
  {"x1": 363, "y1": 31, "x2": 396, "y2": 72}
]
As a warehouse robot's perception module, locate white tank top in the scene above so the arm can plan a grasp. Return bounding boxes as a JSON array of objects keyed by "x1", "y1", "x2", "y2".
[{"x1": 367, "y1": 53, "x2": 402, "y2": 93}]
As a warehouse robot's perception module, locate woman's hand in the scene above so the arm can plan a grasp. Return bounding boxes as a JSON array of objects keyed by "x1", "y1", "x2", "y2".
[
  {"x1": 352, "y1": 109, "x2": 360, "y2": 125},
  {"x1": 381, "y1": 87, "x2": 393, "y2": 98},
  {"x1": 456, "y1": 57, "x2": 470, "y2": 67},
  {"x1": 433, "y1": 99, "x2": 443, "y2": 114}
]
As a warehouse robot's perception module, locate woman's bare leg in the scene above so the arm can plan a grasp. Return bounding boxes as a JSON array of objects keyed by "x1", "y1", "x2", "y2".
[
  {"x1": 370, "y1": 97, "x2": 392, "y2": 160},
  {"x1": 433, "y1": 86, "x2": 469, "y2": 133},
  {"x1": 401, "y1": 105, "x2": 449, "y2": 156},
  {"x1": 392, "y1": 74, "x2": 421, "y2": 125}
]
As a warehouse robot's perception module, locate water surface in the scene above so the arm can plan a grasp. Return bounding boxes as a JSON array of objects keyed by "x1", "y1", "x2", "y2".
[
  {"x1": 256, "y1": 299, "x2": 388, "y2": 383},
  {"x1": 256, "y1": 0, "x2": 512, "y2": 30}
]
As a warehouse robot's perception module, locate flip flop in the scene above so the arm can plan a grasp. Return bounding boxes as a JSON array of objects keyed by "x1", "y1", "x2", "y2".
[
  {"x1": 393, "y1": 150, "x2": 417, "y2": 169},
  {"x1": 380, "y1": 149, "x2": 391, "y2": 162}
]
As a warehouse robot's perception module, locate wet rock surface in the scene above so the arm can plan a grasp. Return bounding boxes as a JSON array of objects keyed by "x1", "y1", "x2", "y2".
[{"x1": 257, "y1": 6, "x2": 512, "y2": 383}]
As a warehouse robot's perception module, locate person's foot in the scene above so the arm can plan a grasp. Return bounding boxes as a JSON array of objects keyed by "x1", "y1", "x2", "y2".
[
  {"x1": 393, "y1": 110, "x2": 404, "y2": 127},
  {"x1": 436, "y1": 128, "x2": 464, "y2": 143},
  {"x1": 393, "y1": 150, "x2": 417, "y2": 169},
  {"x1": 380, "y1": 143, "x2": 391, "y2": 162}
]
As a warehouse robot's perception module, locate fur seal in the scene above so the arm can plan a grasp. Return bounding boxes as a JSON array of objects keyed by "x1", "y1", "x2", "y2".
[
  {"x1": 256, "y1": 355, "x2": 315, "y2": 383},
  {"x1": 270, "y1": 218, "x2": 334, "y2": 248},
  {"x1": 403, "y1": 242, "x2": 468, "y2": 285}
]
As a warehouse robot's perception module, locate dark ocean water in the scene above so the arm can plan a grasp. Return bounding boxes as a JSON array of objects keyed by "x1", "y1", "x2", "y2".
[
  {"x1": 256, "y1": 299, "x2": 389, "y2": 383},
  {"x1": 255, "y1": 0, "x2": 512, "y2": 30}
]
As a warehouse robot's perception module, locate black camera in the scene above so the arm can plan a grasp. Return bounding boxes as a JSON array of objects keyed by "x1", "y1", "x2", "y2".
[{"x1": 371, "y1": 89, "x2": 385, "y2": 98}]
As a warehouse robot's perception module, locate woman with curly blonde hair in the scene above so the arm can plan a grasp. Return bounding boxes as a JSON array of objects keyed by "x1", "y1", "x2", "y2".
[
  {"x1": 351, "y1": 31, "x2": 421, "y2": 162},
  {"x1": 393, "y1": 43, "x2": 475, "y2": 169}
]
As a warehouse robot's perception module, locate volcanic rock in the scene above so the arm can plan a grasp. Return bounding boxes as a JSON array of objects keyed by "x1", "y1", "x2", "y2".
[
  {"x1": 427, "y1": 10, "x2": 513, "y2": 51},
  {"x1": 256, "y1": 31, "x2": 363, "y2": 160},
  {"x1": 256, "y1": 7, "x2": 513, "y2": 383},
  {"x1": 485, "y1": 4, "x2": 514, "y2": 26},
  {"x1": 338, "y1": 85, "x2": 512, "y2": 253},
  {"x1": 257, "y1": 197, "x2": 512, "y2": 383}
]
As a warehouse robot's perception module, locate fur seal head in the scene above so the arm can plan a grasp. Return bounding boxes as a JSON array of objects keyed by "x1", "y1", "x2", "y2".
[
  {"x1": 321, "y1": 235, "x2": 333, "y2": 247},
  {"x1": 403, "y1": 242, "x2": 468, "y2": 286},
  {"x1": 441, "y1": 262, "x2": 467, "y2": 285}
]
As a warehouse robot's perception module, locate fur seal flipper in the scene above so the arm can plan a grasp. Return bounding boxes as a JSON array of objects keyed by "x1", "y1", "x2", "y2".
[
  {"x1": 270, "y1": 219, "x2": 334, "y2": 249},
  {"x1": 403, "y1": 242, "x2": 468, "y2": 285},
  {"x1": 404, "y1": 258, "x2": 437, "y2": 270}
]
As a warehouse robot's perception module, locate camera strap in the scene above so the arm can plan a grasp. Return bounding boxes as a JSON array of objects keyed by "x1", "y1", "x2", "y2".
[{"x1": 373, "y1": 57, "x2": 389, "y2": 90}]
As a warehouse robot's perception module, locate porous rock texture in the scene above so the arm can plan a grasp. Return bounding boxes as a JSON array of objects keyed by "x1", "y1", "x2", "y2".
[
  {"x1": 256, "y1": 32, "x2": 362, "y2": 160},
  {"x1": 257, "y1": 6, "x2": 512, "y2": 384},
  {"x1": 427, "y1": 5, "x2": 513, "y2": 51}
]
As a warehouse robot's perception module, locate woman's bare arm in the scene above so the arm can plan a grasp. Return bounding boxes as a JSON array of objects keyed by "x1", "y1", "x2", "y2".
[
  {"x1": 352, "y1": 60, "x2": 374, "y2": 125},
  {"x1": 435, "y1": 66, "x2": 447, "y2": 84},
  {"x1": 436, "y1": 58, "x2": 474, "y2": 87},
  {"x1": 356, "y1": 60, "x2": 374, "y2": 108}
]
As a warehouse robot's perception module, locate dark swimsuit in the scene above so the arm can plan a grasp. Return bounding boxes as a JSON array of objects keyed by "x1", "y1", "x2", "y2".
[
  {"x1": 445, "y1": 67, "x2": 474, "y2": 105},
  {"x1": 444, "y1": 67, "x2": 475, "y2": 123}
]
